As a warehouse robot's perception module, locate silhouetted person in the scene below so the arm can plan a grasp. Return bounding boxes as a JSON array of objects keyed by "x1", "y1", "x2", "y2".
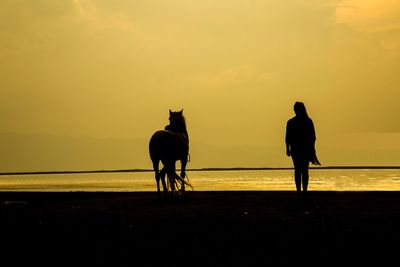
[{"x1": 286, "y1": 102, "x2": 320, "y2": 193}]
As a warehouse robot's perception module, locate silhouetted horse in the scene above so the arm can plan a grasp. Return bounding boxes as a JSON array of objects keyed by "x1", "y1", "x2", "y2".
[{"x1": 149, "y1": 109, "x2": 190, "y2": 196}]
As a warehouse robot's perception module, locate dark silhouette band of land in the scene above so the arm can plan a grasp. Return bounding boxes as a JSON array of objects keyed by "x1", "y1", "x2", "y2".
[
  {"x1": 1, "y1": 190, "x2": 399, "y2": 266},
  {"x1": 1, "y1": 165, "x2": 400, "y2": 176}
]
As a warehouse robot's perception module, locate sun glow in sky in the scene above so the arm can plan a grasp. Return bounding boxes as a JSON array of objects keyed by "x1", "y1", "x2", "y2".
[{"x1": 0, "y1": 0, "x2": 399, "y2": 171}]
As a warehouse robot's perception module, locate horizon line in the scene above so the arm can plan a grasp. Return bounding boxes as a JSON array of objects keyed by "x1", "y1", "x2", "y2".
[{"x1": 1, "y1": 165, "x2": 400, "y2": 176}]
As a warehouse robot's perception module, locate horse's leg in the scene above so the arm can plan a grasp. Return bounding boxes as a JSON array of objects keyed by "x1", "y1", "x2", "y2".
[
  {"x1": 152, "y1": 159, "x2": 161, "y2": 196},
  {"x1": 180, "y1": 159, "x2": 187, "y2": 193},
  {"x1": 161, "y1": 161, "x2": 173, "y2": 193},
  {"x1": 166, "y1": 162, "x2": 177, "y2": 193},
  {"x1": 159, "y1": 166, "x2": 168, "y2": 194}
]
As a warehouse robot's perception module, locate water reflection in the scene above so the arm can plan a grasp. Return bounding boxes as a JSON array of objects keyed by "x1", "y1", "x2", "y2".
[{"x1": 0, "y1": 169, "x2": 399, "y2": 191}]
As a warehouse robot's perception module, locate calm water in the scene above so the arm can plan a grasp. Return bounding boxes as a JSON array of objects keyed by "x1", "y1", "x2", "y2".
[{"x1": 0, "y1": 169, "x2": 400, "y2": 191}]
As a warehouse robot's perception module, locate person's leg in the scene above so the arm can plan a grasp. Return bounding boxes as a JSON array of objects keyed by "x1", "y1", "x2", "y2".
[
  {"x1": 295, "y1": 167, "x2": 302, "y2": 192},
  {"x1": 292, "y1": 157, "x2": 302, "y2": 192},
  {"x1": 301, "y1": 161, "x2": 310, "y2": 192}
]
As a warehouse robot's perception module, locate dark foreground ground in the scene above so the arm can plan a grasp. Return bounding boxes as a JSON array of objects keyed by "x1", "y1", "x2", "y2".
[{"x1": 0, "y1": 191, "x2": 399, "y2": 266}]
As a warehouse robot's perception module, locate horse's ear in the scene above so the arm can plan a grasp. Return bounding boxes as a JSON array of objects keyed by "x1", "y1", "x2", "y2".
[
  {"x1": 179, "y1": 109, "x2": 183, "y2": 114},
  {"x1": 169, "y1": 109, "x2": 172, "y2": 115}
]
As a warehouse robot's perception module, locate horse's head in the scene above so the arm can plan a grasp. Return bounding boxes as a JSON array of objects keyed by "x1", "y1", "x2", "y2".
[{"x1": 169, "y1": 109, "x2": 185, "y2": 127}]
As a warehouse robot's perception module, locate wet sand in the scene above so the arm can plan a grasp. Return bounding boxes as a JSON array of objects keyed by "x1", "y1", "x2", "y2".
[{"x1": 1, "y1": 191, "x2": 399, "y2": 266}]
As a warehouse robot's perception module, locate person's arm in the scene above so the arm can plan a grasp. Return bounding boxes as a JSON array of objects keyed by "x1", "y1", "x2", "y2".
[
  {"x1": 310, "y1": 119, "x2": 316, "y2": 152},
  {"x1": 310, "y1": 119, "x2": 321, "y2": 165},
  {"x1": 285, "y1": 122, "x2": 291, "y2": 157}
]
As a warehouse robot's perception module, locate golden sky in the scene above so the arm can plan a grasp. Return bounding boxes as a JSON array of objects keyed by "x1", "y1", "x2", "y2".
[{"x1": 0, "y1": 0, "x2": 399, "y2": 170}]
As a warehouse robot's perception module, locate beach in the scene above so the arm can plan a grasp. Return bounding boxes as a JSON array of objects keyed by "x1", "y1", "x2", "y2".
[{"x1": 1, "y1": 191, "x2": 399, "y2": 266}]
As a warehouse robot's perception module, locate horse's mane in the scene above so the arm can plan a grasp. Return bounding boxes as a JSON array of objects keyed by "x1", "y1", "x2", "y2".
[
  {"x1": 174, "y1": 115, "x2": 187, "y2": 132},
  {"x1": 166, "y1": 111, "x2": 188, "y2": 135}
]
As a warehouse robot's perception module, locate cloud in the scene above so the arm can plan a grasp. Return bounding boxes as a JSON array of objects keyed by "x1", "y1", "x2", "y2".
[
  {"x1": 72, "y1": 0, "x2": 95, "y2": 18},
  {"x1": 192, "y1": 65, "x2": 277, "y2": 88},
  {"x1": 1, "y1": 0, "x2": 399, "y2": 138},
  {"x1": 335, "y1": 0, "x2": 400, "y2": 52},
  {"x1": 335, "y1": 0, "x2": 400, "y2": 30},
  {"x1": 71, "y1": 0, "x2": 134, "y2": 31}
]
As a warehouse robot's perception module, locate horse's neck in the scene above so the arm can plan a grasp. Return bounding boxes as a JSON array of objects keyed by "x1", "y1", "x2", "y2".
[
  {"x1": 168, "y1": 123, "x2": 189, "y2": 143},
  {"x1": 170, "y1": 123, "x2": 187, "y2": 133},
  {"x1": 177, "y1": 127, "x2": 189, "y2": 141}
]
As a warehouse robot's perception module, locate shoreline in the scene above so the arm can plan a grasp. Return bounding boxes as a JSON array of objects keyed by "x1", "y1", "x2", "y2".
[
  {"x1": 1, "y1": 190, "x2": 399, "y2": 266},
  {"x1": 1, "y1": 165, "x2": 400, "y2": 176}
]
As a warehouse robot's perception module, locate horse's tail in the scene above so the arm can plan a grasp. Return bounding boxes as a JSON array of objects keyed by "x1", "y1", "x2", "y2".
[
  {"x1": 149, "y1": 131, "x2": 162, "y2": 193},
  {"x1": 149, "y1": 130, "x2": 163, "y2": 162},
  {"x1": 149, "y1": 133, "x2": 156, "y2": 162}
]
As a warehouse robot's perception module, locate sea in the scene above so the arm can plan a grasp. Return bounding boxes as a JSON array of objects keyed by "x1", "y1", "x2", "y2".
[{"x1": 0, "y1": 168, "x2": 400, "y2": 191}]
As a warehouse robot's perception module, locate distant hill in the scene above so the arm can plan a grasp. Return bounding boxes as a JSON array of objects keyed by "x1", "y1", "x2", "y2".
[
  {"x1": 1, "y1": 133, "x2": 399, "y2": 173},
  {"x1": 0, "y1": 133, "x2": 285, "y2": 172},
  {"x1": 0, "y1": 133, "x2": 149, "y2": 172}
]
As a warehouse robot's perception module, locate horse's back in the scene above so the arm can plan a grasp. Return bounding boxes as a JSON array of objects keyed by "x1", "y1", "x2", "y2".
[
  {"x1": 149, "y1": 130, "x2": 188, "y2": 162},
  {"x1": 149, "y1": 130, "x2": 172, "y2": 149}
]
